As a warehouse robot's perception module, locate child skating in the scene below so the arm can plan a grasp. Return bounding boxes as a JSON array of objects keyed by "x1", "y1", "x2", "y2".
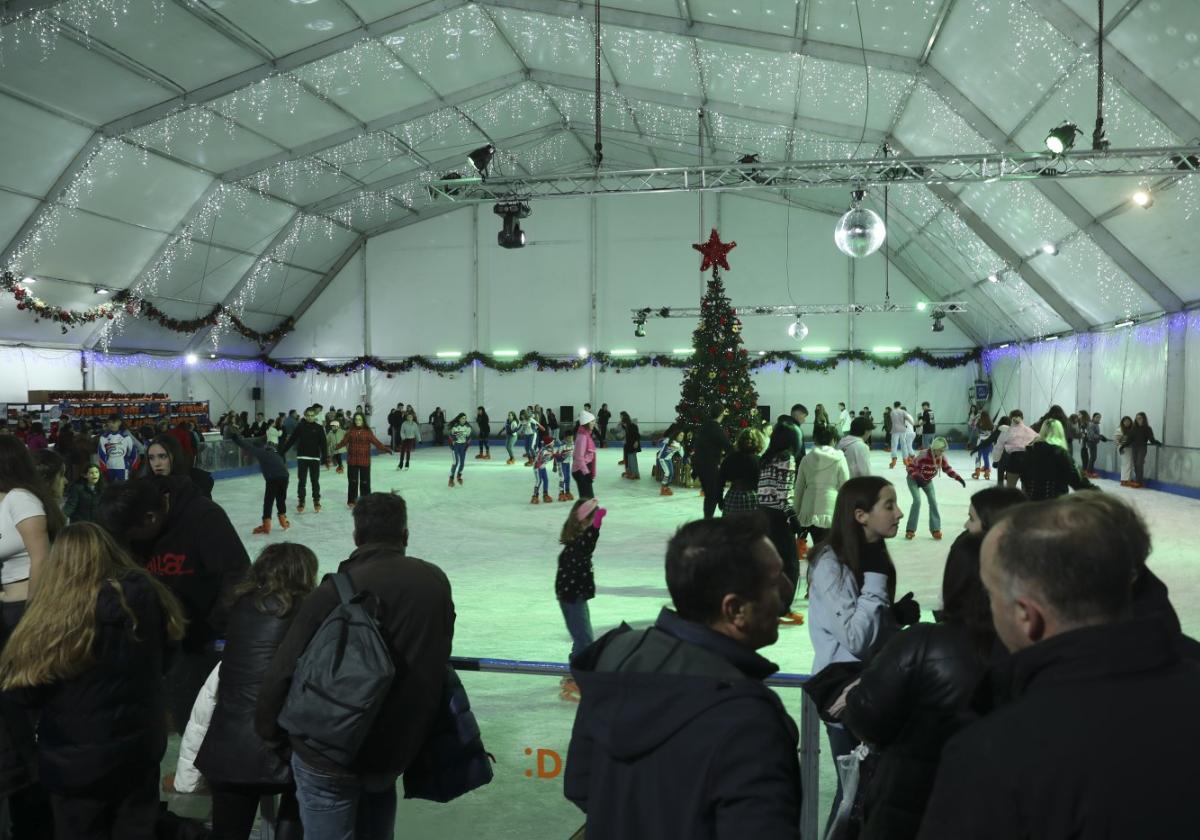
[
  {"x1": 555, "y1": 497, "x2": 607, "y2": 702},
  {"x1": 655, "y1": 427, "x2": 685, "y2": 497},
  {"x1": 531, "y1": 434, "x2": 556, "y2": 504},
  {"x1": 904, "y1": 436, "x2": 965, "y2": 540},
  {"x1": 554, "y1": 436, "x2": 575, "y2": 501},
  {"x1": 228, "y1": 429, "x2": 290, "y2": 534}
]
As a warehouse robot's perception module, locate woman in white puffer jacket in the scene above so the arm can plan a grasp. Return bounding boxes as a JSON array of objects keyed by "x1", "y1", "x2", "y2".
[
  {"x1": 795, "y1": 424, "x2": 851, "y2": 543},
  {"x1": 167, "y1": 663, "x2": 219, "y2": 794}
]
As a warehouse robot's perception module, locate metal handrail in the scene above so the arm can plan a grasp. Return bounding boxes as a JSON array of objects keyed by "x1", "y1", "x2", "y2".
[{"x1": 449, "y1": 655, "x2": 822, "y2": 839}]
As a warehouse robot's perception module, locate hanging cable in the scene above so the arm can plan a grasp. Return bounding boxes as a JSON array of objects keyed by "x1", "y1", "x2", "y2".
[
  {"x1": 1093, "y1": 0, "x2": 1109, "y2": 150},
  {"x1": 593, "y1": 0, "x2": 603, "y2": 168},
  {"x1": 850, "y1": 0, "x2": 871, "y2": 159}
]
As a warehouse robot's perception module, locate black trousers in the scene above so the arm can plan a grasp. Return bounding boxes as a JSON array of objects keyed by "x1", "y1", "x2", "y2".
[
  {"x1": 478, "y1": 437, "x2": 490, "y2": 455},
  {"x1": 762, "y1": 507, "x2": 800, "y2": 614},
  {"x1": 572, "y1": 471, "x2": 594, "y2": 499},
  {"x1": 48, "y1": 764, "x2": 158, "y2": 840},
  {"x1": 598, "y1": 423, "x2": 609, "y2": 445},
  {"x1": 296, "y1": 460, "x2": 320, "y2": 503},
  {"x1": 696, "y1": 463, "x2": 722, "y2": 519},
  {"x1": 211, "y1": 784, "x2": 301, "y2": 840},
  {"x1": 262, "y1": 476, "x2": 288, "y2": 520},
  {"x1": 347, "y1": 464, "x2": 371, "y2": 504}
]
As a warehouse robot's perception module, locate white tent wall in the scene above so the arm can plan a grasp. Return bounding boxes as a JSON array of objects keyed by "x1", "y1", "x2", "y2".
[
  {"x1": 0, "y1": 346, "x2": 82, "y2": 403},
  {"x1": 88, "y1": 355, "x2": 183, "y2": 401},
  {"x1": 263, "y1": 369, "x2": 368, "y2": 424}
]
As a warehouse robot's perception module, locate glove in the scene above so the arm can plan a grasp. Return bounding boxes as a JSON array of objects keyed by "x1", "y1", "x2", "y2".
[
  {"x1": 592, "y1": 507, "x2": 607, "y2": 529},
  {"x1": 956, "y1": 476, "x2": 967, "y2": 487},
  {"x1": 891, "y1": 592, "x2": 921, "y2": 626}
]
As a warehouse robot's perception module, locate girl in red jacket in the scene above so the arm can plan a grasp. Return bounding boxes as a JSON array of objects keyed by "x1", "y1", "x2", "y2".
[
  {"x1": 334, "y1": 412, "x2": 392, "y2": 508},
  {"x1": 904, "y1": 437, "x2": 965, "y2": 541}
]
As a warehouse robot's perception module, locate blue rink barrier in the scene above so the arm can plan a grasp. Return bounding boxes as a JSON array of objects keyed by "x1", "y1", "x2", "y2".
[{"x1": 448, "y1": 655, "x2": 822, "y2": 840}]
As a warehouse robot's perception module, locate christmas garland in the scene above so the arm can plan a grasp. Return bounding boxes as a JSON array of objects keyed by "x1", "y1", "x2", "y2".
[
  {"x1": 259, "y1": 348, "x2": 981, "y2": 377},
  {"x1": 1, "y1": 272, "x2": 295, "y2": 344}
]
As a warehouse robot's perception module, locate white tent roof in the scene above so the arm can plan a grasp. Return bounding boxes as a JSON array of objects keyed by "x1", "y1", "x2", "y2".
[{"x1": 1, "y1": 0, "x2": 1197, "y2": 353}]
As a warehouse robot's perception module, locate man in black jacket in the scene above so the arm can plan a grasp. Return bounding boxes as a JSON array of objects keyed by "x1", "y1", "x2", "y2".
[
  {"x1": 565, "y1": 513, "x2": 801, "y2": 839},
  {"x1": 693, "y1": 405, "x2": 731, "y2": 519},
  {"x1": 257, "y1": 493, "x2": 454, "y2": 839},
  {"x1": 279, "y1": 405, "x2": 327, "y2": 513},
  {"x1": 918, "y1": 497, "x2": 1200, "y2": 839}
]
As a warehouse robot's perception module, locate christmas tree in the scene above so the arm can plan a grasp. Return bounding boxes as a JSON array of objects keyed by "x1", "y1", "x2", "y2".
[{"x1": 675, "y1": 229, "x2": 759, "y2": 436}]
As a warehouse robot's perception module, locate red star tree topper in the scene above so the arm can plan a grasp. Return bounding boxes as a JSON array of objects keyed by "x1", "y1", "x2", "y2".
[
  {"x1": 676, "y1": 230, "x2": 758, "y2": 438},
  {"x1": 692, "y1": 228, "x2": 737, "y2": 272}
]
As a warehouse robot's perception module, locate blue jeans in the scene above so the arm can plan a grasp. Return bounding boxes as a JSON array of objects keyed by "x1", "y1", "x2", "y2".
[
  {"x1": 450, "y1": 442, "x2": 467, "y2": 477},
  {"x1": 906, "y1": 474, "x2": 941, "y2": 533},
  {"x1": 625, "y1": 451, "x2": 639, "y2": 477},
  {"x1": 291, "y1": 755, "x2": 397, "y2": 840},
  {"x1": 506, "y1": 434, "x2": 516, "y2": 460},
  {"x1": 657, "y1": 456, "x2": 675, "y2": 486},
  {"x1": 975, "y1": 442, "x2": 993, "y2": 470},
  {"x1": 533, "y1": 467, "x2": 548, "y2": 495},
  {"x1": 523, "y1": 434, "x2": 535, "y2": 458},
  {"x1": 559, "y1": 464, "x2": 572, "y2": 494},
  {"x1": 559, "y1": 598, "x2": 594, "y2": 660}
]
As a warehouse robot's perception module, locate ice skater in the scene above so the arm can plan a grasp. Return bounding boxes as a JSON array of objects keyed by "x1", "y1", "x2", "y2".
[
  {"x1": 619, "y1": 411, "x2": 641, "y2": 480},
  {"x1": 888, "y1": 402, "x2": 915, "y2": 468},
  {"x1": 518, "y1": 410, "x2": 536, "y2": 465},
  {"x1": 1082, "y1": 412, "x2": 1106, "y2": 478},
  {"x1": 970, "y1": 410, "x2": 995, "y2": 480},
  {"x1": 531, "y1": 433, "x2": 556, "y2": 504},
  {"x1": 325, "y1": 419, "x2": 346, "y2": 474},
  {"x1": 397, "y1": 410, "x2": 419, "y2": 470},
  {"x1": 335, "y1": 411, "x2": 392, "y2": 507},
  {"x1": 554, "y1": 436, "x2": 575, "y2": 501},
  {"x1": 904, "y1": 436, "x2": 965, "y2": 540},
  {"x1": 475, "y1": 407, "x2": 492, "y2": 460},
  {"x1": 502, "y1": 411, "x2": 519, "y2": 465},
  {"x1": 655, "y1": 426, "x2": 685, "y2": 497},
  {"x1": 228, "y1": 429, "x2": 290, "y2": 534},
  {"x1": 447, "y1": 412, "x2": 472, "y2": 486},
  {"x1": 555, "y1": 497, "x2": 606, "y2": 702},
  {"x1": 279, "y1": 406, "x2": 328, "y2": 512},
  {"x1": 918, "y1": 401, "x2": 937, "y2": 450}
]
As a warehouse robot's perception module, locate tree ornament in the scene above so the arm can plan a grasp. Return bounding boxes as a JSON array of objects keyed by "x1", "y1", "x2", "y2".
[{"x1": 692, "y1": 228, "x2": 737, "y2": 272}]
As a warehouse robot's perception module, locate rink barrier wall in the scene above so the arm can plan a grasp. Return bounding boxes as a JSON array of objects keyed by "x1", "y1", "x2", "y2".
[{"x1": 446, "y1": 656, "x2": 822, "y2": 840}]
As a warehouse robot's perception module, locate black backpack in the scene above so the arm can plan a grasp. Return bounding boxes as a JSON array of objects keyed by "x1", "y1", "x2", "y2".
[{"x1": 278, "y1": 572, "x2": 395, "y2": 768}]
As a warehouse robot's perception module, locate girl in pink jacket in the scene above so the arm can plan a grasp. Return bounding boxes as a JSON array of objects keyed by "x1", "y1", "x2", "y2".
[{"x1": 572, "y1": 411, "x2": 598, "y2": 499}]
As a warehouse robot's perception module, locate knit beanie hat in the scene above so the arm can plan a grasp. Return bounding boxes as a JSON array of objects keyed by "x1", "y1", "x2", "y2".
[{"x1": 579, "y1": 410, "x2": 596, "y2": 426}]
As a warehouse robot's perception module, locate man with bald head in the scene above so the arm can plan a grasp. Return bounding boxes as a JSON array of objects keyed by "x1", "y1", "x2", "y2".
[{"x1": 918, "y1": 495, "x2": 1200, "y2": 839}]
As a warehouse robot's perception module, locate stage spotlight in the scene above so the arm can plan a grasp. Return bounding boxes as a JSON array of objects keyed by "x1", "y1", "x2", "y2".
[
  {"x1": 1132, "y1": 188, "x2": 1154, "y2": 208},
  {"x1": 185, "y1": 353, "x2": 198, "y2": 365},
  {"x1": 493, "y1": 200, "x2": 531, "y2": 249},
  {"x1": 467, "y1": 144, "x2": 496, "y2": 179},
  {"x1": 931, "y1": 310, "x2": 946, "y2": 333},
  {"x1": 987, "y1": 272, "x2": 1000, "y2": 283},
  {"x1": 634, "y1": 319, "x2": 646, "y2": 338},
  {"x1": 1045, "y1": 123, "x2": 1080, "y2": 155},
  {"x1": 916, "y1": 301, "x2": 927, "y2": 311},
  {"x1": 788, "y1": 316, "x2": 809, "y2": 342},
  {"x1": 1041, "y1": 242, "x2": 1059, "y2": 256}
]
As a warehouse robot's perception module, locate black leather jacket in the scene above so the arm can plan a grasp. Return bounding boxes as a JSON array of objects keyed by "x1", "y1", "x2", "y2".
[
  {"x1": 196, "y1": 594, "x2": 300, "y2": 786},
  {"x1": 1019, "y1": 440, "x2": 1094, "y2": 501},
  {"x1": 842, "y1": 623, "x2": 985, "y2": 840}
]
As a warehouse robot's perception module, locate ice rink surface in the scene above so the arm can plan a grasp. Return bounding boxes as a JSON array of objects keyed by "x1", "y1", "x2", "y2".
[{"x1": 165, "y1": 443, "x2": 1200, "y2": 838}]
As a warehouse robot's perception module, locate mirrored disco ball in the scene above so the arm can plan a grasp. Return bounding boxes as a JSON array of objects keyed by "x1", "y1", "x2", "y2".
[{"x1": 834, "y1": 207, "x2": 886, "y2": 258}]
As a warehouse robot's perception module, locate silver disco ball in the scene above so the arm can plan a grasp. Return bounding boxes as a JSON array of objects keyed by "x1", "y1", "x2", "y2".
[
  {"x1": 787, "y1": 318, "x2": 809, "y2": 342},
  {"x1": 834, "y1": 206, "x2": 886, "y2": 258}
]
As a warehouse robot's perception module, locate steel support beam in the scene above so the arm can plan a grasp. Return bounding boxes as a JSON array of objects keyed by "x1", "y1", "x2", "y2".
[
  {"x1": 923, "y1": 67, "x2": 1185, "y2": 315},
  {"x1": 185, "y1": 209, "x2": 303, "y2": 352},
  {"x1": 260, "y1": 234, "x2": 366, "y2": 357}
]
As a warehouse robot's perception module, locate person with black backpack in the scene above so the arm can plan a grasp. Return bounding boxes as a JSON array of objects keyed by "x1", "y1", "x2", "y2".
[{"x1": 255, "y1": 492, "x2": 455, "y2": 839}]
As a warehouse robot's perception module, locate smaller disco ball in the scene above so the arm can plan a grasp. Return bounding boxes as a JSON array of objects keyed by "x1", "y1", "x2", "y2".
[
  {"x1": 788, "y1": 319, "x2": 809, "y2": 342},
  {"x1": 834, "y1": 206, "x2": 886, "y2": 258}
]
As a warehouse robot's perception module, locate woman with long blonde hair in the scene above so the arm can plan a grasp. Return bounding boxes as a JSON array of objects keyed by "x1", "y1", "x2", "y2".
[{"x1": 0, "y1": 522, "x2": 185, "y2": 839}]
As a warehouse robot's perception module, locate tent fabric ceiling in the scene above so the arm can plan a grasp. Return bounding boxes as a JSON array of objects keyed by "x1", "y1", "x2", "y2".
[{"x1": 0, "y1": 0, "x2": 1197, "y2": 353}]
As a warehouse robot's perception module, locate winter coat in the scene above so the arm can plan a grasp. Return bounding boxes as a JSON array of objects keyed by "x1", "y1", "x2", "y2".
[
  {"x1": 400, "y1": 419, "x2": 420, "y2": 441},
  {"x1": 556, "y1": 525, "x2": 600, "y2": 602},
  {"x1": 572, "y1": 427, "x2": 597, "y2": 477},
  {"x1": 280, "y1": 419, "x2": 327, "y2": 461},
  {"x1": 808, "y1": 545, "x2": 897, "y2": 674},
  {"x1": 756, "y1": 455, "x2": 796, "y2": 511},
  {"x1": 19, "y1": 571, "x2": 172, "y2": 795},
  {"x1": 918, "y1": 618, "x2": 1200, "y2": 840},
  {"x1": 843, "y1": 623, "x2": 986, "y2": 840},
  {"x1": 718, "y1": 451, "x2": 760, "y2": 492},
  {"x1": 174, "y1": 663, "x2": 219, "y2": 794},
  {"x1": 325, "y1": 426, "x2": 346, "y2": 456},
  {"x1": 128, "y1": 476, "x2": 250, "y2": 653},
  {"x1": 477, "y1": 413, "x2": 491, "y2": 439},
  {"x1": 1018, "y1": 440, "x2": 1095, "y2": 501},
  {"x1": 447, "y1": 420, "x2": 471, "y2": 446},
  {"x1": 919, "y1": 409, "x2": 936, "y2": 435},
  {"x1": 256, "y1": 543, "x2": 455, "y2": 776},
  {"x1": 565, "y1": 608, "x2": 801, "y2": 840},
  {"x1": 335, "y1": 426, "x2": 390, "y2": 467},
  {"x1": 64, "y1": 479, "x2": 103, "y2": 523},
  {"x1": 197, "y1": 594, "x2": 300, "y2": 787},
  {"x1": 622, "y1": 423, "x2": 641, "y2": 455},
  {"x1": 1127, "y1": 423, "x2": 1160, "y2": 449},
  {"x1": 837, "y1": 435, "x2": 872, "y2": 478},
  {"x1": 794, "y1": 445, "x2": 850, "y2": 528},
  {"x1": 692, "y1": 419, "x2": 731, "y2": 469},
  {"x1": 905, "y1": 450, "x2": 963, "y2": 486},
  {"x1": 24, "y1": 433, "x2": 47, "y2": 452},
  {"x1": 995, "y1": 422, "x2": 1036, "y2": 454}
]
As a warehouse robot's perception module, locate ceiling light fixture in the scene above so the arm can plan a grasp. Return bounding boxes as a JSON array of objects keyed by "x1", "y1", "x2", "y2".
[
  {"x1": 494, "y1": 200, "x2": 530, "y2": 249},
  {"x1": 987, "y1": 272, "x2": 1000, "y2": 283},
  {"x1": 467, "y1": 144, "x2": 496, "y2": 180},
  {"x1": 1045, "y1": 122, "x2": 1081, "y2": 155},
  {"x1": 834, "y1": 188, "x2": 886, "y2": 258},
  {"x1": 1131, "y1": 188, "x2": 1154, "y2": 208},
  {"x1": 94, "y1": 287, "x2": 109, "y2": 294},
  {"x1": 673, "y1": 348, "x2": 695, "y2": 355},
  {"x1": 578, "y1": 347, "x2": 588, "y2": 358},
  {"x1": 20, "y1": 276, "x2": 35, "y2": 284},
  {"x1": 1041, "y1": 243, "x2": 1059, "y2": 256},
  {"x1": 916, "y1": 301, "x2": 927, "y2": 311},
  {"x1": 184, "y1": 353, "x2": 198, "y2": 365},
  {"x1": 873, "y1": 346, "x2": 902, "y2": 354},
  {"x1": 1114, "y1": 318, "x2": 1135, "y2": 328},
  {"x1": 634, "y1": 320, "x2": 646, "y2": 338},
  {"x1": 931, "y1": 309, "x2": 946, "y2": 332},
  {"x1": 801, "y1": 346, "x2": 831, "y2": 354}
]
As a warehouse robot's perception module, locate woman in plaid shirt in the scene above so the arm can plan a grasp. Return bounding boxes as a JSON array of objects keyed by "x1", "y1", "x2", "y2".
[{"x1": 334, "y1": 412, "x2": 392, "y2": 507}]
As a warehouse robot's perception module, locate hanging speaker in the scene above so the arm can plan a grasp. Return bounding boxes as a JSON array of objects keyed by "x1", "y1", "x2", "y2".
[
  {"x1": 251, "y1": 387, "x2": 263, "y2": 401},
  {"x1": 559, "y1": 406, "x2": 574, "y2": 424}
]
